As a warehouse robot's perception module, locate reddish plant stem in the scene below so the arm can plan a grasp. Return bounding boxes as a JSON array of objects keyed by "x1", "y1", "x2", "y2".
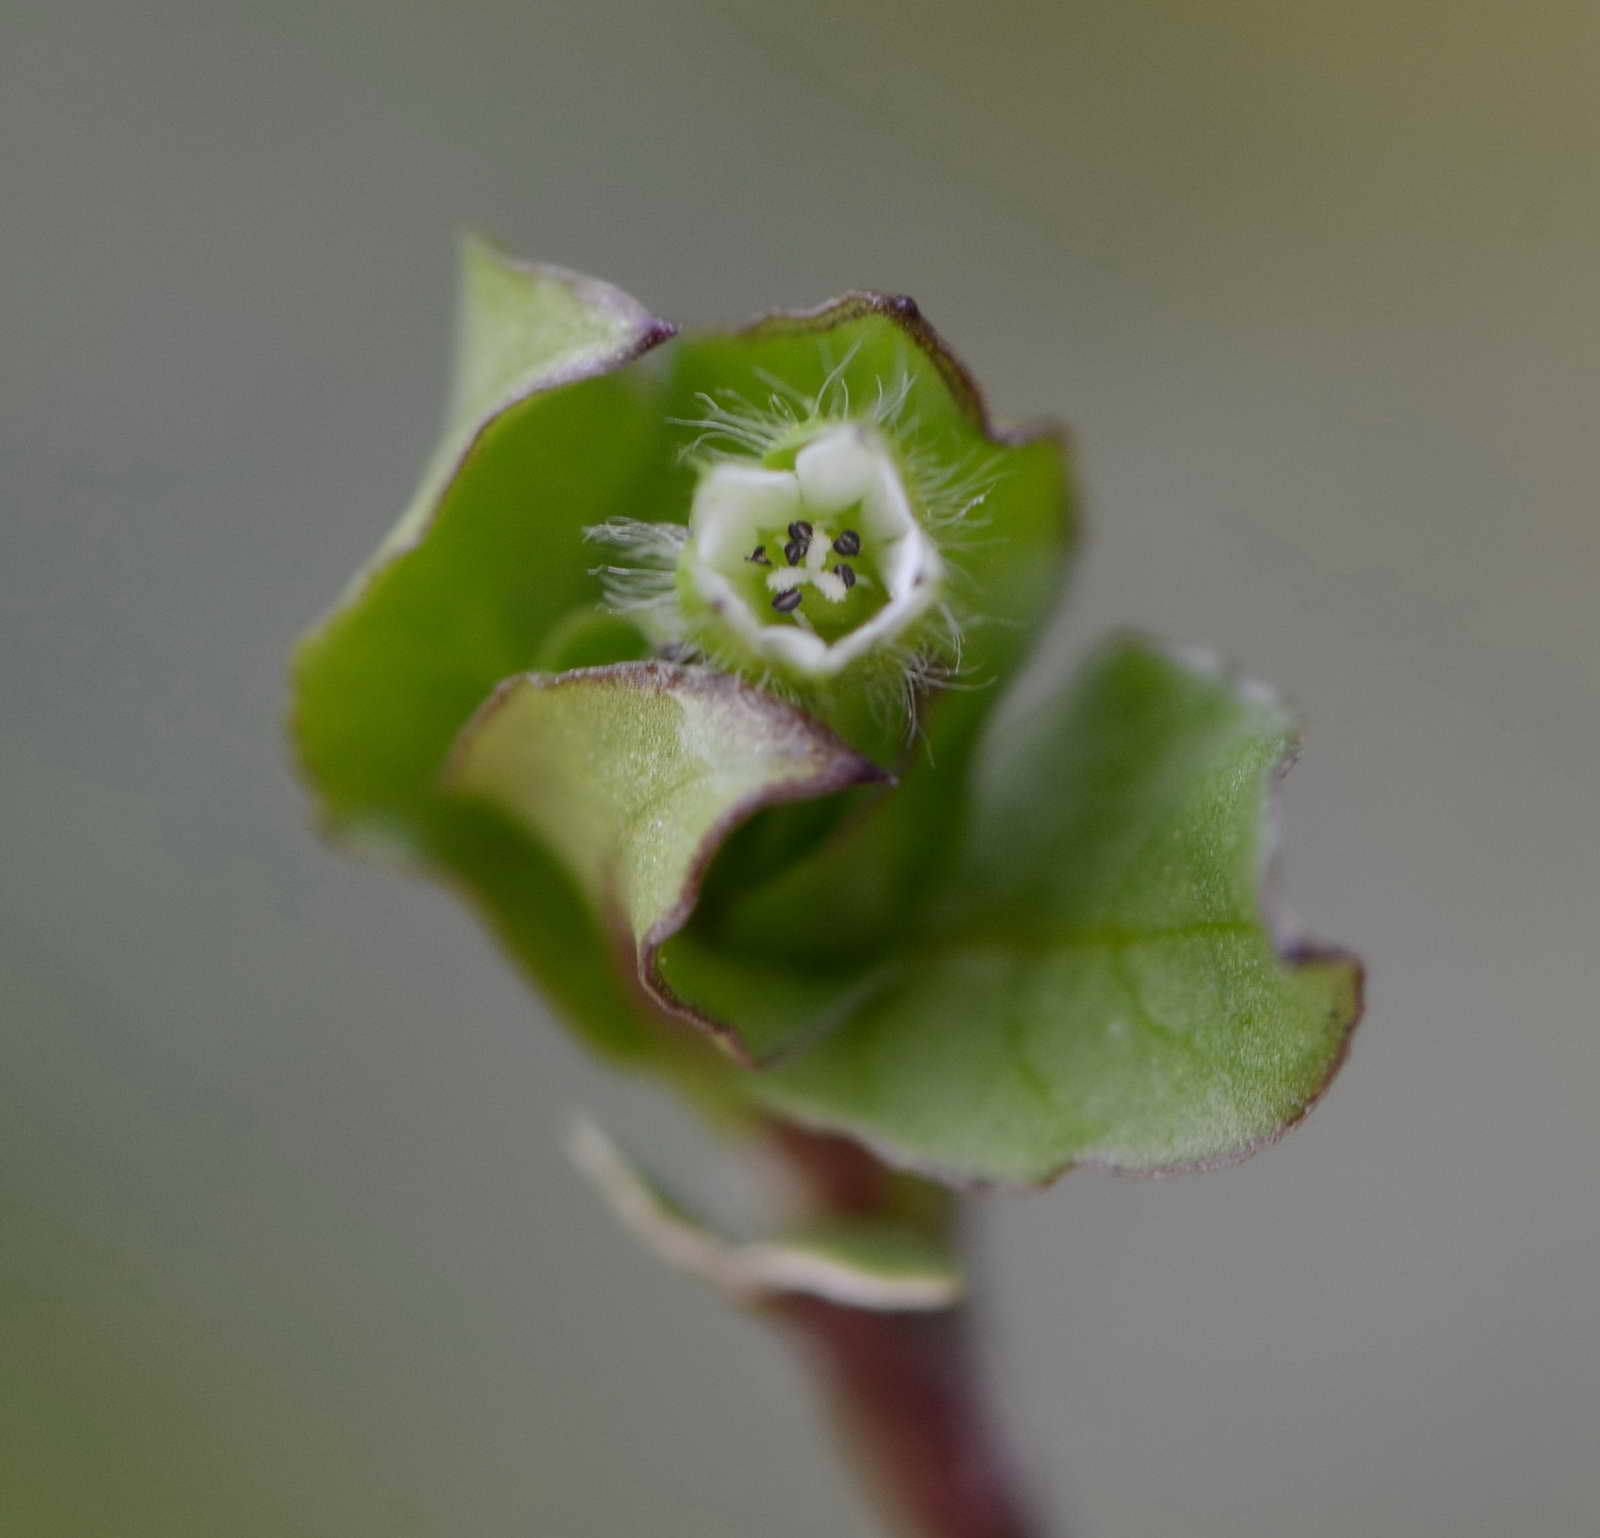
[{"x1": 765, "y1": 1124, "x2": 1056, "y2": 1538}]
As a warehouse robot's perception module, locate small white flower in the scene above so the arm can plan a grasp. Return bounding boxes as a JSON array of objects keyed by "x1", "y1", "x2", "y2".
[
  {"x1": 684, "y1": 423, "x2": 942, "y2": 678},
  {"x1": 587, "y1": 358, "x2": 996, "y2": 725}
]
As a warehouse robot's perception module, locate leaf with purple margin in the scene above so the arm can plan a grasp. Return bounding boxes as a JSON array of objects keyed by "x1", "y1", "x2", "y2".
[
  {"x1": 291, "y1": 237, "x2": 676, "y2": 1057},
  {"x1": 444, "y1": 663, "x2": 889, "y2": 1063},
  {"x1": 750, "y1": 638, "x2": 1363, "y2": 1182}
]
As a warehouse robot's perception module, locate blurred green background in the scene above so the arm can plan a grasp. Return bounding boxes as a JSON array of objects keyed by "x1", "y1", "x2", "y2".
[{"x1": 3, "y1": 2, "x2": 1597, "y2": 1533}]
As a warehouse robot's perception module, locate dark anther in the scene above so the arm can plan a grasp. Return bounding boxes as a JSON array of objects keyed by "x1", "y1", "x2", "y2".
[
  {"x1": 788, "y1": 520, "x2": 813, "y2": 542},
  {"x1": 746, "y1": 545, "x2": 771, "y2": 566},
  {"x1": 784, "y1": 536, "x2": 810, "y2": 565},
  {"x1": 771, "y1": 587, "x2": 803, "y2": 613},
  {"x1": 832, "y1": 529, "x2": 861, "y2": 556},
  {"x1": 835, "y1": 562, "x2": 856, "y2": 589}
]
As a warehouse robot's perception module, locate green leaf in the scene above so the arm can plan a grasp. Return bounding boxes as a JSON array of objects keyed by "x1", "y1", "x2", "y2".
[
  {"x1": 290, "y1": 238, "x2": 676, "y2": 1056},
  {"x1": 444, "y1": 663, "x2": 888, "y2": 1061},
  {"x1": 293, "y1": 235, "x2": 674, "y2": 830},
  {"x1": 567, "y1": 1117, "x2": 963, "y2": 1310},
  {"x1": 750, "y1": 638, "x2": 1363, "y2": 1183}
]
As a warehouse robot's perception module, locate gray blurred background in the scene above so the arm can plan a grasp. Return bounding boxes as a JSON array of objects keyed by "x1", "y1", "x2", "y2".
[{"x1": 4, "y1": 1, "x2": 1597, "y2": 1534}]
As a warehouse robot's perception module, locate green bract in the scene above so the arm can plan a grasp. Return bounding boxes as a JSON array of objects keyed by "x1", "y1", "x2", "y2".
[{"x1": 292, "y1": 236, "x2": 1361, "y2": 1187}]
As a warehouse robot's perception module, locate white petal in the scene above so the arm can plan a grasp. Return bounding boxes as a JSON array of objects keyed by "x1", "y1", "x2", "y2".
[
  {"x1": 794, "y1": 425, "x2": 878, "y2": 513},
  {"x1": 860, "y1": 451, "x2": 917, "y2": 542},
  {"x1": 691, "y1": 463, "x2": 801, "y2": 566},
  {"x1": 755, "y1": 625, "x2": 829, "y2": 669}
]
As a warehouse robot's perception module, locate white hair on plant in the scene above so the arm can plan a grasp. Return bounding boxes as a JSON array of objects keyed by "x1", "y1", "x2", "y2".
[
  {"x1": 671, "y1": 341, "x2": 920, "y2": 469},
  {"x1": 585, "y1": 518, "x2": 690, "y2": 648},
  {"x1": 585, "y1": 344, "x2": 1004, "y2": 723},
  {"x1": 900, "y1": 440, "x2": 1001, "y2": 531}
]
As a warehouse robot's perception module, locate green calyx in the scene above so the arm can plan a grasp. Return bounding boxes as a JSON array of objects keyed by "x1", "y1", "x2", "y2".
[{"x1": 290, "y1": 235, "x2": 1360, "y2": 1188}]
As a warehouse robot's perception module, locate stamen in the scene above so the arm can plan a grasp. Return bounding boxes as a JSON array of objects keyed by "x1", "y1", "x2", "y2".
[
  {"x1": 832, "y1": 529, "x2": 861, "y2": 556},
  {"x1": 835, "y1": 562, "x2": 856, "y2": 589},
  {"x1": 772, "y1": 588, "x2": 803, "y2": 613}
]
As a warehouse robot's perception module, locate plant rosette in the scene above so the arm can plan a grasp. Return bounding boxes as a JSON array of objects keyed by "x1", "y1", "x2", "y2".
[{"x1": 292, "y1": 238, "x2": 1361, "y2": 1281}]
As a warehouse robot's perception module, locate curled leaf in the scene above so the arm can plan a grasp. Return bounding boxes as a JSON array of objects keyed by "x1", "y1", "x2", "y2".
[
  {"x1": 444, "y1": 662, "x2": 888, "y2": 1059},
  {"x1": 752, "y1": 638, "x2": 1363, "y2": 1183},
  {"x1": 291, "y1": 239, "x2": 676, "y2": 1057},
  {"x1": 293, "y1": 236, "x2": 674, "y2": 837},
  {"x1": 567, "y1": 1116, "x2": 963, "y2": 1311}
]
